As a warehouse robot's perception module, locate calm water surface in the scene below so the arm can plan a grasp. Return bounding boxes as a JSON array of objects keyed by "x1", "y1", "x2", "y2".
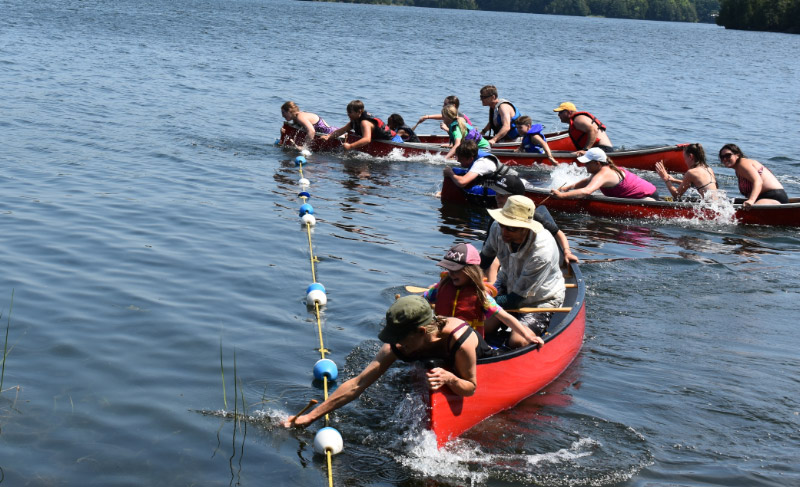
[{"x1": 1, "y1": 0, "x2": 799, "y2": 485}]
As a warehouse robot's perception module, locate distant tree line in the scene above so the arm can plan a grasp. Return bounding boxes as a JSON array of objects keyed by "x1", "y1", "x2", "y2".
[
  {"x1": 717, "y1": 0, "x2": 800, "y2": 33},
  {"x1": 301, "y1": 0, "x2": 721, "y2": 23}
]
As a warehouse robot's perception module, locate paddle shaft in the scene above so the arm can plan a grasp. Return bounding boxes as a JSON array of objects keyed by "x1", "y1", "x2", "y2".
[
  {"x1": 405, "y1": 284, "x2": 576, "y2": 293},
  {"x1": 508, "y1": 307, "x2": 572, "y2": 313},
  {"x1": 289, "y1": 399, "x2": 318, "y2": 424}
]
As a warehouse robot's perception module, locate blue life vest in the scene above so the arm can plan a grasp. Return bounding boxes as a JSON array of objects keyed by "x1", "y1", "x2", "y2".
[{"x1": 521, "y1": 124, "x2": 547, "y2": 154}]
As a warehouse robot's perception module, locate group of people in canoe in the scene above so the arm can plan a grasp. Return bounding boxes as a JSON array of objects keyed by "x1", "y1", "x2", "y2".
[
  {"x1": 285, "y1": 180, "x2": 571, "y2": 428},
  {"x1": 280, "y1": 89, "x2": 790, "y2": 429},
  {"x1": 281, "y1": 86, "x2": 790, "y2": 208}
]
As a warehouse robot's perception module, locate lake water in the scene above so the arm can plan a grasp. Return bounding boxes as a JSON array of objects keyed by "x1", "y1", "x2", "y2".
[{"x1": 1, "y1": 0, "x2": 799, "y2": 485}]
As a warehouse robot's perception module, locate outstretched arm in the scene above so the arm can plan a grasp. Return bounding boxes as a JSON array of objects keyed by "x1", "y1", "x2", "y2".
[{"x1": 284, "y1": 344, "x2": 396, "y2": 427}]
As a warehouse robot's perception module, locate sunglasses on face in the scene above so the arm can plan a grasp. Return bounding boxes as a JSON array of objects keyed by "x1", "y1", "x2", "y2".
[
  {"x1": 480, "y1": 94, "x2": 492, "y2": 99},
  {"x1": 499, "y1": 223, "x2": 523, "y2": 232},
  {"x1": 719, "y1": 152, "x2": 734, "y2": 160}
]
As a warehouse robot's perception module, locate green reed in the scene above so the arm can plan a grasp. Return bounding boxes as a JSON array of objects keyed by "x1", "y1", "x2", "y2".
[{"x1": 0, "y1": 290, "x2": 13, "y2": 394}]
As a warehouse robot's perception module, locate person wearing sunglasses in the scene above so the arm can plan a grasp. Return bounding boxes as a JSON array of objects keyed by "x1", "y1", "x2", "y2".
[
  {"x1": 479, "y1": 195, "x2": 566, "y2": 337},
  {"x1": 718, "y1": 144, "x2": 788, "y2": 208},
  {"x1": 478, "y1": 85, "x2": 521, "y2": 146}
]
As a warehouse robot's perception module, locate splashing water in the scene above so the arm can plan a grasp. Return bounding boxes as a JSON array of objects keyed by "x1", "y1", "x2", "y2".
[{"x1": 549, "y1": 163, "x2": 590, "y2": 189}]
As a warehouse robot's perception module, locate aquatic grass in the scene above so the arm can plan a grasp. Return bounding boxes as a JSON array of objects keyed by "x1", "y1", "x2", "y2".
[
  {"x1": 219, "y1": 337, "x2": 228, "y2": 410},
  {"x1": 1, "y1": 290, "x2": 14, "y2": 395}
]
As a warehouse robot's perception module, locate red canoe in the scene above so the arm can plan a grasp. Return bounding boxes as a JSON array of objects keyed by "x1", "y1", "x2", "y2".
[
  {"x1": 441, "y1": 177, "x2": 800, "y2": 227},
  {"x1": 428, "y1": 261, "x2": 586, "y2": 448},
  {"x1": 279, "y1": 123, "x2": 689, "y2": 173},
  {"x1": 416, "y1": 130, "x2": 575, "y2": 151}
]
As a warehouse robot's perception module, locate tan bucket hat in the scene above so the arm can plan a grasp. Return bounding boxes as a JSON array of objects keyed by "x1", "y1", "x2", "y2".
[{"x1": 487, "y1": 195, "x2": 544, "y2": 233}]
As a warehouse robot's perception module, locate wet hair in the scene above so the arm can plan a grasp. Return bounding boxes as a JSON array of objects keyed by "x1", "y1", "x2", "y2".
[
  {"x1": 684, "y1": 143, "x2": 708, "y2": 168},
  {"x1": 443, "y1": 95, "x2": 460, "y2": 108},
  {"x1": 516, "y1": 115, "x2": 532, "y2": 127},
  {"x1": 455, "y1": 139, "x2": 479, "y2": 161},
  {"x1": 387, "y1": 114, "x2": 405, "y2": 130},
  {"x1": 346, "y1": 99, "x2": 364, "y2": 115},
  {"x1": 281, "y1": 101, "x2": 299, "y2": 116},
  {"x1": 480, "y1": 85, "x2": 497, "y2": 98},
  {"x1": 442, "y1": 104, "x2": 468, "y2": 138},
  {"x1": 437, "y1": 264, "x2": 489, "y2": 319},
  {"x1": 420, "y1": 315, "x2": 448, "y2": 334},
  {"x1": 719, "y1": 143, "x2": 745, "y2": 160}
]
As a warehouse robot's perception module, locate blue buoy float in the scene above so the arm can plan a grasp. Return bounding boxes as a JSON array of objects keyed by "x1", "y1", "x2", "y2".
[
  {"x1": 313, "y1": 427, "x2": 343, "y2": 455},
  {"x1": 306, "y1": 282, "x2": 327, "y2": 306},
  {"x1": 294, "y1": 155, "x2": 306, "y2": 166},
  {"x1": 274, "y1": 139, "x2": 281, "y2": 146},
  {"x1": 299, "y1": 203, "x2": 314, "y2": 217},
  {"x1": 298, "y1": 191, "x2": 311, "y2": 199},
  {"x1": 313, "y1": 358, "x2": 338, "y2": 382}
]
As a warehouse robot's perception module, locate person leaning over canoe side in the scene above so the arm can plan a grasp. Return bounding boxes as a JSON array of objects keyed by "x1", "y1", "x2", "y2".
[
  {"x1": 444, "y1": 139, "x2": 516, "y2": 190},
  {"x1": 553, "y1": 102, "x2": 613, "y2": 156},
  {"x1": 551, "y1": 148, "x2": 659, "y2": 200},
  {"x1": 484, "y1": 174, "x2": 579, "y2": 280},
  {"x1": 654, "y1": 143, "x2": 718, "y2": 200},
  {"x1": 479, "y1": 85, "x2": 521, "y2": 146},
  {"x1": 283, "y1": 296, "x2": 494, "y2": 428},
  {"x1": 422, "y1": 243, "x2": 543, "y2": 348},
  {"x1": 718, "y1": 143, "x2": 789, "y2": 208},
  {"x1": 280, "y1": 101, "x2": 339, "y2": 149},
  {"x1": 479, "y1": 196, "x2": 566, "y2": 337},
  {"x1": 386, "y1": 114, "x2": 421, "y2": 143},
  {"x1": 441, "y1": 104, "x2": 490, "y2": 159},
  {"x1": 514, "y1": 115, "x2": 558, "y2": 165},
  {"x1": 416, "y1": 95, "x2": 474, "y2": 133},
  {"x1": 319, "y1": 99, "x2": 403, "y2": 151}
]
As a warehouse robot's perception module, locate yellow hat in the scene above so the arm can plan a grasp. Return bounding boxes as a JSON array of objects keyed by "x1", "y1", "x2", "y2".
[{"x1": 553, "y1": 102, "x2": 576, "y2": 112}]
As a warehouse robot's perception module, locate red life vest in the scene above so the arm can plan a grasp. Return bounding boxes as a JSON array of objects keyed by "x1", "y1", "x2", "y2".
[
  {"x1": 354, "y1": 112, "x2": 396, "y2": 141},
  {"x1": 433, "y1": 280, "x2": 486, "y2": 337},
  {"x1": 568, "y1": 111, "x2": 607, "y2": 150}
]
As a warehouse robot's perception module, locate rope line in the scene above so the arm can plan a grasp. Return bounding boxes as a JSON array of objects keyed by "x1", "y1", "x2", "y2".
[{"x1": 296, "y1": 160, "x2": 337, "y2": 487}]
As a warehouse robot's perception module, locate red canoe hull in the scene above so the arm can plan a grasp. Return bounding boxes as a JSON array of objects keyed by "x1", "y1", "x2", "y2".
[
  {"x1": 279, "y1": 123, "x2": 689, "y2": 173},
  {"x1": 429, "y1": 263, "x2": 586, "y2": 448},
  {"x1": 417, "y1": 130, "x2": 575, "y2": 151},
  {"x1": 441, "y1": 178, "x2": 800, "y2": 227}
]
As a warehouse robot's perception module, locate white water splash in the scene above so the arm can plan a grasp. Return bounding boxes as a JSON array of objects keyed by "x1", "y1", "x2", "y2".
[
  {"x1": 549, "y1": 163, "x2": 590, "y2": 189},
  {"x1": 523, "y1": 437, "x2": 600, "y2": 466}
]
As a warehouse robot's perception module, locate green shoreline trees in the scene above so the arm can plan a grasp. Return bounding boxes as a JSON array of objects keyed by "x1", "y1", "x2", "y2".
[
  {"x1": 305, "y1": 0, "x2": 800, "y2": 33},
  {"x1": 302, "y1": 0, "x2": 719, "y2": 23},
  {"x1": 717, "y1": 0, "x2": 800, "y2": 33}
]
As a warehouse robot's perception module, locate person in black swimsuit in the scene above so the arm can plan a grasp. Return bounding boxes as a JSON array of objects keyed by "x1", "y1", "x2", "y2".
[{"x1": 284, "y1": 296, "x2": 492, "y2": 428}]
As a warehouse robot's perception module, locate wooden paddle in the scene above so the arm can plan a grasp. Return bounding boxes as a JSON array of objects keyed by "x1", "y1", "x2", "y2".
[
  {"x1": 405, "y1": 284, "x2": 576, "y2": 293},
  {"x1": 507, "y1": 307, "x2": 572, "y2": 313}
]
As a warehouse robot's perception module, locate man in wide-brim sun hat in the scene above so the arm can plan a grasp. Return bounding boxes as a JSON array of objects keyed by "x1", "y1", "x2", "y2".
[{"x1": 478, "y1": 195, "x2": 566, "y2": 336}]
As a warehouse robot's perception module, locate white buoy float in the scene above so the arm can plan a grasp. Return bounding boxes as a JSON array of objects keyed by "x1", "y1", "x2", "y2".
[
  {"x1": 301, "y1": 213, "x2": 316, "y2": 226},
  {"x1": 299, "y1": 178, "x2": 310, "y2": 189},
  {"x1": 313, "y1": 427, "x2": 343, "y2": 455},
  {"x1": 301, "y1": 149, "x2": 312, "y2": 157}
]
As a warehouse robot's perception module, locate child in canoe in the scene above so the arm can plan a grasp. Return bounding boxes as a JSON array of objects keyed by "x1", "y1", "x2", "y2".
[{"x1": 423, "y1": 243, "x2": 543, "y2": 349}]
